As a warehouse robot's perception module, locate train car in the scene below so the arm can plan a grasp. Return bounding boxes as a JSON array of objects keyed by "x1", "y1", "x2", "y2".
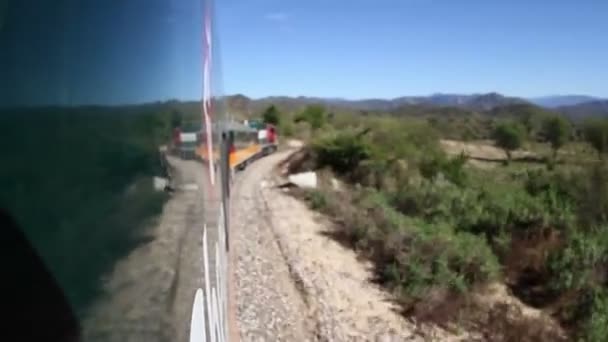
[
  {"x1": 172, "y1": 122, "x2": 203, "y2": 160},
  {"x1": 193, "y1": 120, "x2": 278, "y2": 172},
  {"x1": 257, "y1": 123, "x2": 279, "y2": 156},
  {"x1": 224, "y1": 121, "x2": 261, "y2": 170},
  {"x1": 0, "y1": 1, "x2": 237, "y2": 341}
]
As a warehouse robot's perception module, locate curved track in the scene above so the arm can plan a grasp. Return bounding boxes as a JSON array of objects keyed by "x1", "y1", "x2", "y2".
[{"x1": 230, "y1": 149, "x2": 315, "y2": 342}]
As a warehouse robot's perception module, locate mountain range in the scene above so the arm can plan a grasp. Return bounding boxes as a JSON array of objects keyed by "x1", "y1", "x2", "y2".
[
  {"x1": 557, "y1": 100, "x2": 608, "y2": 119},
  {"x1": 227, "y1": 93, "x2": 608, "y2": 119},
  {"x1": 527, "y1": 95, "x2": 602, "y2": 108}
]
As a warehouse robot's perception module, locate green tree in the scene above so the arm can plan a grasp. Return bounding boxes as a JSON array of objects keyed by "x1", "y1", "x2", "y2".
[
  {"x1": 542, "y1": 115, "x2": 571, "y2": 160},
  {"x1": 170, "y1": 110, "x2": 182, "y2": 128},
  {"x1": 583, "y1": 119, "x2": 608, "y2": 159},
  {"x1": 262, "y1": 105, "x2": 280, "y2": 125},
  {"x1": 519, "y1": 110, "x2": 545, "y2": 139},
  {"x1": 493, "y1": 122, "x2": 525, "y2": 162},
  {"x1": 295, "y1": 104, "x2": 326, "y2": 130},
  {"x1": 312, "y1": 129, "x2": 371, "y2": 174}
]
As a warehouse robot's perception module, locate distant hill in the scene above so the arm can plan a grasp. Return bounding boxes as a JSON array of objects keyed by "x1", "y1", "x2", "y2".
[
  {"x1": 343, "y1": 93, "x2": 526, "y2": 111},
  {"x1": 557, "y1": 100, "x2": 608, "y2": 120},
  {"x1": 224, "y1": 93, "x2": 608, "y2": 121},
  {"x1": 528, "y1": 95, "x2": 602, "y2": 108},
  {"x1": 386, "y1": 103, "x2": 475, "y2": 118},
  {"x1": 227, "y1": 92, "x2": 531, "y2": 116},
  {"x1": 464, "y1": 93, "x2": 529, "y2": 111},
  {"x1": 486, "y1": 103, "x2": 560, "y2": 121}
]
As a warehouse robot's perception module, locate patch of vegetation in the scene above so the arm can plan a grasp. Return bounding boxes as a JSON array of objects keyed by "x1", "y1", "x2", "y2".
[
  {"x1": 583, "y1": 118, "x2": 608, "y2": 158},
  {"x1": 306, "y1": 190, "x2": 328, "y2": 210},
  {"x1": 295, "y1": 104, "x2": 327, "y2": 130},
  {"x1": 542, "y1": 115, "x2": 572, "y2": 160},
  {"x1": 493, "y1": 121, "x2": 526, "y2": 162},
  {"x1": 281, "y1": 103, "x2": 608, "y2": 339},
  {"x1": 262, "y1": 104, "x2": 281, "y2": 125},
  {"x1": 419, "y1": 152, "x2": 469, "y2": 187},
  {"x1": 280, "y1": 120, "x2": 294, "y2": 137},
  {"x1": 303, "y1": 185, "x2": 499, "y2": 305},
  {"x1": 311, "y1": 129, "x2": 371, "y2": 174}
]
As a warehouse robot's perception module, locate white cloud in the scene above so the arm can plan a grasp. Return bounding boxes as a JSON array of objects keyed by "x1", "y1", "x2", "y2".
[{"x1": 264, "y1": 12, "x2": 289, "y2": 22}]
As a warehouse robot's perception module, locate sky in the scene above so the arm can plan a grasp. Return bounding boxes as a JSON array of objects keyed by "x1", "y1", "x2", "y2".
[
  {"x1": 217, "y1": 0, "x2": 608, "y2": 99},
  {"x1": 0, "y1": 0, "x2": 606, "y2": 105}
]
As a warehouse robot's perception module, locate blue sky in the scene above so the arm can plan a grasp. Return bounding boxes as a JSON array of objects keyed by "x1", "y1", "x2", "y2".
[
  {"x1": 0, "y1": 0, "x2": 606, "y2": 105},
  {"x1": 217, "y1": 0, "x2": 607, "y2": 99}
]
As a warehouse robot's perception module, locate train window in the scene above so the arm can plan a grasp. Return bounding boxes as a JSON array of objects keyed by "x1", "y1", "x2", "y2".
[{"x1": 0, "y1": 1, "x2": 226, "y2": 341}]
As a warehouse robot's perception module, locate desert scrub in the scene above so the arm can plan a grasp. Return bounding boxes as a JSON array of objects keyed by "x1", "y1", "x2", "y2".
[
  {"x1": 311, "y1": 129, "x2": 371, "y2": 174},
  {"x1": 303, "y1": 186, "x2": 500, "y2": 308}
]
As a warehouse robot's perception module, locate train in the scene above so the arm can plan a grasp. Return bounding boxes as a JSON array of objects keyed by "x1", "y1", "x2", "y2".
[{"x1": 171, "y1": 119, "x2": 279, "y2": 171}]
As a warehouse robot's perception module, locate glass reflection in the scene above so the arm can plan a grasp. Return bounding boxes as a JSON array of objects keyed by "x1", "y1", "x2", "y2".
[{"x1": 0, "y1": 1, "x2": 225, "y2": 341}]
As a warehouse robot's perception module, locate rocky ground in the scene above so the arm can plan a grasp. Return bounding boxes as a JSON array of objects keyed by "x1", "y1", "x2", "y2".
[
  {"x1": 231, "y1": 150, "x2": 316, "y2": 342},
  {"x1": 232, "y1": 149, "x2": 468, "y2": 341}
]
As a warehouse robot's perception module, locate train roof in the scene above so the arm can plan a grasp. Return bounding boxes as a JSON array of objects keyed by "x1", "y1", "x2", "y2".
[
  {"x1": 223, "y1": 121, "x2": 257, "y2": 133},
  {"x1": 180, "y1": 120, "x2": 257, "y2": 134}
]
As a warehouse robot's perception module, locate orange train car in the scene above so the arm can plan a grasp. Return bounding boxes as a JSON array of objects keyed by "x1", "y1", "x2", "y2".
[{"x1": 193, "y1": 121, "x2": 277, "y2": 171}]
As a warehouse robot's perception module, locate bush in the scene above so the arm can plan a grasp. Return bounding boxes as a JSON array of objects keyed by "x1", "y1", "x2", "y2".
[
  {"x1": 307, "y1": 190, "x2": 328, "y2": 210},
  {"x1": 280, "y1": 120, "x2": 294, "y2": 137},
  {"x1": 323, "y1": 188, "x2": 500, "y2": 304},
  {"x1": 548, "y1": 227, "x2": 608, "y2": 293},
  {"x1": 366, "y1": 119, "x2": 442, "y2": 163},
  {"x1": 581, "y1": 289, "x2": 608, "y2": 342},
  {"x1": 578, "y1": 163, "x2": 608, "y2": 227},
  {"x1": 391, "y1": 177, "x2": 575, "y2": 242},
  {"x1": 542, "y1": 115, "x2": 571, "y2": 158},
  {"x1": 493, "y1": 121, "x2": 526, "y2": 161},
  {"x1": 419, "y1": 152, "x2": 469, "y2": 187},
  {"x1": 543, "y1": 225, "x2": 608, "y2": 341},
  {"x1": 262, "y1": 105, "x2": 280, "y2": 125},
  {"x1": 312, "y1": 130, "x2": 371, "y2": 174},
  {"x1": 583, "y1": 119, "x2": 608, "y2": 157},
  {"x1": 295, "y1": 104, "x2": 326, "y2": 130}
]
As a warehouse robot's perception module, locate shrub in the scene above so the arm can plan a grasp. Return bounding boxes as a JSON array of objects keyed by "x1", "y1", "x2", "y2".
[
  {"x1": 548, "y1": 227, "x2": 608, "y2": 293},
  {"x1": 583, "y1": 119, "x2": 608, "y2": 158},
  {"x1": 312, "y1": 130, "x2": 371, "y2": 174},
  {"x1": 367, "y1": 119, "x2": 442, "y2": 163},
  {"x1": 330, "y1": 189, "x2": 500, "y2": 303},
  {"x1": 307, "y1": 190, "x2": 328, "y2": 210},
  {"x1": 280, "y1": 120, "x2": 294, "y2": 137},
  {"x1": 581, "y1": 289, "x2": 608, "y2": 342},
  {"x1": 262, "y1": 105, "x2": 280, "y2": 125},
  {"x1": 295, "y1": 104, "x2": 326, "y2": 130},
  {"x1": 578, "y1": 163, "x2": 608, "y2": 227},
  {"x1": 419, "y1": 152, "x2": 469, "y2": 187},
  {"x1": 391, "y1": 178, "x2": 574, "y2": 241},
  {"x1": 542, "y1": 115, "x2": 571, "y2": 159},
  {"x1": 493, "y1": 121, "x2": 526, "y2": 162}
]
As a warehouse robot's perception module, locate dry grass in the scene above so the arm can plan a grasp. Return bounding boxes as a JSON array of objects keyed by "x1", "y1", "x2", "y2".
[{"x1": 440, "y1": 139, "x2": 542, "y2": 162}]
